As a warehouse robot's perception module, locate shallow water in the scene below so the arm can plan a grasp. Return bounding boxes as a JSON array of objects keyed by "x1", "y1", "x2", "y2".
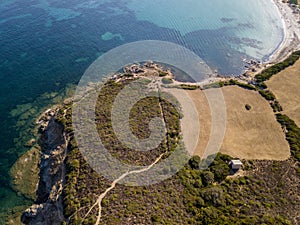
[
  {"x1": 127, "y1": 0, "x2": 283, "y2": 60},
  {"x1": 0, "y1": 0, "x2": 284, "y2": 215}
]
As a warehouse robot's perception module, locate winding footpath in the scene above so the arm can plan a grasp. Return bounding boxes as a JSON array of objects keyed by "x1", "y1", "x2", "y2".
[{"x1": 83, "y1": 154, "x2": 164, "y2": 225}]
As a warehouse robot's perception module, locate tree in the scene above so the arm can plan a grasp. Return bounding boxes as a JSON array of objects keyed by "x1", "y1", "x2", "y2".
[{"x1": 189, "y1": 156, "x2": 201, "y2": 169}]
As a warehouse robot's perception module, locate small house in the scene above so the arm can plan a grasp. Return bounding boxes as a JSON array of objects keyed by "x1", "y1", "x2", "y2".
[{"x1": 229, "y1": 160, "x2": 243, "y2": 170}]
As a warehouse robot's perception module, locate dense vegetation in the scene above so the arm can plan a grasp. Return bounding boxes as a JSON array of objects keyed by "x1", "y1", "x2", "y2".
[
  {"x1": 255, "y1": 50, "x2": 300, "y2": 84},
  {"x1": 57, "y1": 75, "x2": 300, "y2": 224},
  {"x1": 62, "y1": 141, "x2": 299, "y2": 224},
  {"x1": 94, "y1": 79, "x2": 180, "y2": 166},
  {"x1": 99, "y1": 154, "x2": 299, "y2": 225},
  {"x1": 59, "y1": 77, "x2": 182, "y2": 224},
  {"x1": 161, "y1": 77, "x2": 174, "y2": 84},
  {"x1": 276, "y1": 114, "x2": 300, "y2": 172},
  {"x1": 258, "y1": 89, "x2": 276, "y2": 101},
  {"x1": 289, "y1": 0, "x2": 298, "y2": 5},
  {"x1": 203, "y1": 79, "x2": 256, "y2": 91},
  {"x1": 176, "y1": 84, "x2": 199, "y2": 90}
]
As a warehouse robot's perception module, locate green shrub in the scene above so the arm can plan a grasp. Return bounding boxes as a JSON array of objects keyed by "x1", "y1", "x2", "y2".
[
  {"x1": 189, "y1": 156, "x2": 201, "y2": 169},
  {"x1": 289, "y1": 0, "x2": 298, "y2": 5},
  {"x1": 178, "y1": 84, "x2": 199, "y2": 90},
  {"x1": 245, "y1": 104, "x2": 252, "y2": 111},
  {"x1": 159, "y1": 71, "x2": 168, "y2": 77},
  {"x1": 151, "y1": 215, "x2": 162, "y2": 223},
  {"x1": 202, "y1": 171, "x2": 215, "y2": 186},
  {"x1": 276, "y1": 114, "x2": 300, "y2": 163},
  {"x1": 162, "y1": 77, "x2": 174, "y2": 84},
  {"x1": 259, "y1": 90, "x2": 276, "y2": 101},
  {"x1": 271, "y1": 100, "x2": 283, "y2": 112},
  {"x1": 210, "y1": 163, "x2": 230, "y2": 182}
]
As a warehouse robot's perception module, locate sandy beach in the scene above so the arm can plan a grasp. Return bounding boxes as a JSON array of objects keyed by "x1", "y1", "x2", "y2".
[{"x1": 269, "y1": 0, "x2": 300, "y2": 63}]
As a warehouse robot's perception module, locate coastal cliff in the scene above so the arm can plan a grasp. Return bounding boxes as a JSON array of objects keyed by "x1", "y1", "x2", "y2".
[{"x1": 21, "y1": 108, "x2": 68, "y2": 225}]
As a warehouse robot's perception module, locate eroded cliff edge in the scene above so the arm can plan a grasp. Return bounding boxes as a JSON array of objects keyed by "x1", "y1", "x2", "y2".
[{"x1": 21, "y1": 107, "x2": 68, "y2": 225}]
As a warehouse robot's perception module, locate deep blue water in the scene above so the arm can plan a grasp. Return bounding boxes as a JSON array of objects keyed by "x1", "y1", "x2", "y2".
[{"x1": 0, "y1": 0, "x2": 283, "y2": 214}]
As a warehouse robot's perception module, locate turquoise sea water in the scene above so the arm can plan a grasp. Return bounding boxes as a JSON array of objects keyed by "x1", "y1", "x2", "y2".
[
  {"x1": 0, "y1": 0, "x2": 283, "y2": 216},
  {"x1": 127, "y1": 0, "x2": 283, "y2": 60}
]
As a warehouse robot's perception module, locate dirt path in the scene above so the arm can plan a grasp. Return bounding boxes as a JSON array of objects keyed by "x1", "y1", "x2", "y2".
[{"x1": 83, "y1": 154, "x2": 164, "y2": 225}]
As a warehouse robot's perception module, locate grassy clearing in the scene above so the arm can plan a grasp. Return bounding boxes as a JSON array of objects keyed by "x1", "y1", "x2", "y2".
[
  {"x1": 187, "y1": 86, "x2": 290, "y2": 160},
  {"x1": 185, "y1": 89, "x2": 211, "y2": 157},
  {"x1": 266, "y1": 59, "x2": 300, "y2": 127},
  {"x1": 221, "y1": 86, "x2": 290, "y2": 160}
]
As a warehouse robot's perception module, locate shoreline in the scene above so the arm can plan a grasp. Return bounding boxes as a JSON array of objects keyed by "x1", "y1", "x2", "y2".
[
  {"x1": 268, "y1": 0, "x2": 300, "y2": 63},
  {"x1": 237, "y1": 0, "x2": 300, "y2": 79},
  {"x1": 215, "y1": 0, "x2": 300, "y2": 83},
  {"x1": 3, "y1": 2, "x2": 300, "y2": 223}
]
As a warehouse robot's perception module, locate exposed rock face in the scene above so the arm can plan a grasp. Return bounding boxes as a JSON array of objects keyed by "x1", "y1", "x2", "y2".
[
  {"x1": 22, "y1": 109, "x2": 67, "y2": 225},
  {"x1": 22, "y1": 203, "x2": 64, "y2": 225}
]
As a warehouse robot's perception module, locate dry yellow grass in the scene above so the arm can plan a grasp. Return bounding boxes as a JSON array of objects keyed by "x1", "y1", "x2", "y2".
[
  {"x1": 266, "y1": 59, "x2": 300, "y2": 127},
  {"x1": 187, "y1": 86, "x2": 290, "y2": 160},
  {"x1": 186, "y1": 89, "x2": 211, "y2": 157}
]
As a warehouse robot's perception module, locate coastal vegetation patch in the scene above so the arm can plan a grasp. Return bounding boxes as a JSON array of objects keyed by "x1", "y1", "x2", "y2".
[{"x1": 255, "y1": 50, "x2": 300, "y2": 84}]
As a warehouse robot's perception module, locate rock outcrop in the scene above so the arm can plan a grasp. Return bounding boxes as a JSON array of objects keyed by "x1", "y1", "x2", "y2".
[{"x1": 21, "y1": 108, "x2": 68, "y2": 225}]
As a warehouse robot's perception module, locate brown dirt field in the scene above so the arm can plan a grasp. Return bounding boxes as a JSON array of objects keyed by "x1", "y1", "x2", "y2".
[
  {"x1": 185, "y1": 89, "x2": 211, "y2": 157},
  {"x1": 187, "y1": 86, "x2": 290, "y2": 160},
  {"x1": 266, "y1": 59, "x2": 300, "y2": 127}
]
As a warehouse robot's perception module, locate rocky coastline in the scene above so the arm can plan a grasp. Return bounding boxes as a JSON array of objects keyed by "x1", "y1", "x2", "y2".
[
  {"x1": 8, "y1": 50, "x2": 300, "y2": 223},
  {"x1": 20, "y1": 107, "x2": 68, "y2": 225}
]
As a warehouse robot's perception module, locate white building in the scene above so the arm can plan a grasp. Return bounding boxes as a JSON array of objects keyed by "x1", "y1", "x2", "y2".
[{"x1": 229, "y1": 160, "x2": 243, "y2": 170}]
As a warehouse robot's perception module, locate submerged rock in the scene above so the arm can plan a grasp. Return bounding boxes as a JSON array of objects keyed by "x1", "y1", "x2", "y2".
[{"x1": 10, "y1": 145, "x2": 41, "y2": 201}]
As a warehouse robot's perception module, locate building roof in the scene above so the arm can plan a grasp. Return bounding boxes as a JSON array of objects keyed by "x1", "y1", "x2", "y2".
[{"x1": 230, "y1": 160, "x2": 243, "y2": 165}]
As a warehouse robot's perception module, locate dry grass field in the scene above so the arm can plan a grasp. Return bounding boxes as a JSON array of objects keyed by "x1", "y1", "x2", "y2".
[
  {"x1": 185, "y1": 89, "x2": 211, "y2": 156},
  {"x1": 187, "y1": 86, "x2": 290, "y2": 160},
  {"x1": 266, "y1": 59, "x2": 300, "y2": 127}
]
